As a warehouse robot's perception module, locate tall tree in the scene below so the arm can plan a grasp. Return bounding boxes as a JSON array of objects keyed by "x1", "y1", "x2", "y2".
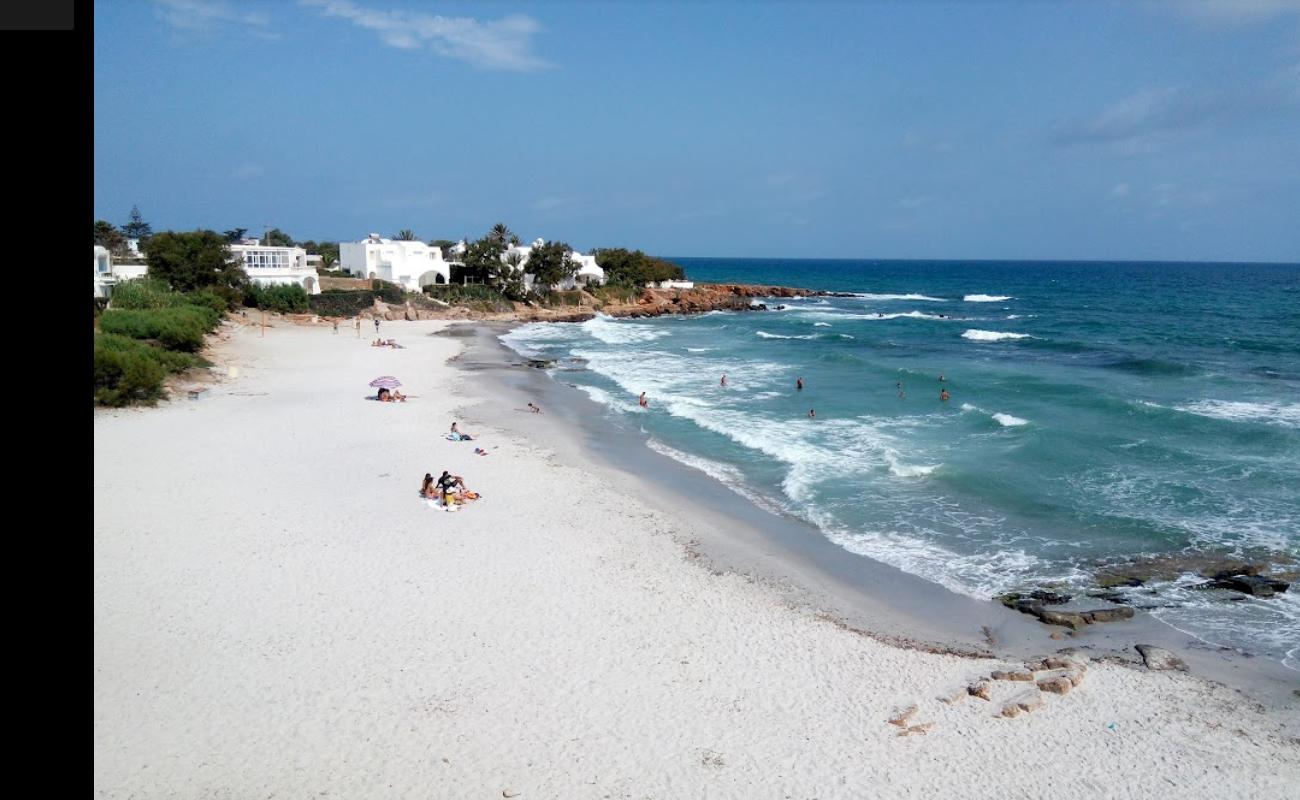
[
  {"x1": 94, "y1": 220, "x2": 125, "y2": 253},
  {"x1": 264, "y1": 228, "x2": 294, "y2": 247},
  {"x1": 146, "y1": 230, "x2": 246, "y2": 293},
  {"x1": 122, "y1": 205, "x2": 153, "y2": 239},
  {"x1": 459, "y1": 234, "x2": 506, "y2": 285},
  {"x1": 223, "y1": 227, "x2": 248, "y2": 243},
  {"x1": 526, "y1": 240, "x2": 576, "y2": 289},
  {"x1": 394, "y1": 229, "x2": 417, "y2": 241}
]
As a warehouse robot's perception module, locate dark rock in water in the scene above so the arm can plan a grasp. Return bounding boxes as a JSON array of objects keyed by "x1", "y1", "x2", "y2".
[
  {"x1": 1201, "y1": 575, "x2": 1288, "y2": 597},
  {"x1": 1081, "y1": 607, "x2": 1135, "y2": 624},
  {"x1": 1094, "y1": 553, "x2": 1294, "y2": 590},
  {"x1": 775, "y1": 304, "x2": 787, "y2": 310},
  {"x1": 1086, "y1": 591, "x2": 1132, "y2": 604},
  {"x1": 1136, "y1": 644, "x2": 1187, "y2": 671},
  {"x1": 524, "y1": 358, "x2": 555, "y2": 369},
  {"x1": 996, "y1": 590, "x2": 1071, "y2": 608},
  {"x1": 1207, "y1": 563, "x2": 1269, "y2": 580}
]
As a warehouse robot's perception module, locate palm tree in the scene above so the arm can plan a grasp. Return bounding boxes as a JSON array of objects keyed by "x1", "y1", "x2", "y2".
[
  {"x1": 394, "y1": 229, "x2": 417, "y2": 241},
  {"x1": 489, "y1": 222, "x2": 514, "y2": 247}
]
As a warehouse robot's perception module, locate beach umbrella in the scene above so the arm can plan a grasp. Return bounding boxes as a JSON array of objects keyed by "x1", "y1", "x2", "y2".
[{"x1": 369, "y1": 376, "x2": 402, "y2": 389}]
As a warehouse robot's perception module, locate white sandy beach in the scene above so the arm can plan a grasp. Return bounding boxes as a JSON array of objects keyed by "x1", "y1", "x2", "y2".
[{"x1": 94, "y1": 318, "x2": 1300, "y2": 798}]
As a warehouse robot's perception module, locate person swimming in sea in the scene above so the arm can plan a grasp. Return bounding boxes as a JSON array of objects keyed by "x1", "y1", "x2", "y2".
[
  {"x1": 940, "y1": 388, "x2": 951, "y2": 401},
  {"x1": 796, "y1": 377, "x2": 804, "y2": 391},
  {"x1": 808, "y1": 408, "x2": 816, "y2": 419}
]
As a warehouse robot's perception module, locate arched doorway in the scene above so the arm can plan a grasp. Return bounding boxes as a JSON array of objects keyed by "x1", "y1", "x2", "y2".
[{"x1": 302, "y1": 276, "x2": 317, "y2": 294}]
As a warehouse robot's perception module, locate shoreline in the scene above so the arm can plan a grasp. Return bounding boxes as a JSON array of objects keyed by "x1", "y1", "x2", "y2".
[
  {"x1": 460, "y1": 321, "x2": 1300, "y2": 709},
  {"x1": 94, "y1": 319, "x2": 1300, "y2": 797}
]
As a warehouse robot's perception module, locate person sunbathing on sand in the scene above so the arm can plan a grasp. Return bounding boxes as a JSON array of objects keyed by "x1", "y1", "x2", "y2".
[
  {"x1": 527, "y1": 402, "x2": 542, "y2": 413},
  {"x1": 420, "y1": 473, "x2": 438, "y2": 498},
  {"x1": 450, "y1": 422, "x2": 474, "y2": 440}
]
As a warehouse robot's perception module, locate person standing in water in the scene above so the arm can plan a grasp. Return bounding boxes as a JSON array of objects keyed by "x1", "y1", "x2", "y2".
[
  {"x1": 639, "y1": 392, "x2": 648, "y2": 408},
  {"x1": 808, "y1": 409, "x2": 816, "y2": 419},
  {"x1": 940, "y1": 388, "x2": 951, "y2": 401},
  {"x1": 720, "y1": 373, "x2": 728, "y2": 387},
  {"x1": 897, "y1": 381, "x2": 906, "y2": 399},
  {"x1": 796, "y1": 377, "x2": 804, "y2": 391}
]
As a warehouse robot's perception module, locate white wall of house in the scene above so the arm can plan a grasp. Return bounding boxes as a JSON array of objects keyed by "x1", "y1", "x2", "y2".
[
  {"x1": 230, "y1": 243, "x2": 323, "y2": 295},
  {"x1": 648, "y1": 280, "x2": 695, "y2": 289},
  {"x1": 340, "y1": 234, "x2": 450, "y2": 291},
  {"x1": 94, "y1": 246, "x2": 151, "y2": 298}
]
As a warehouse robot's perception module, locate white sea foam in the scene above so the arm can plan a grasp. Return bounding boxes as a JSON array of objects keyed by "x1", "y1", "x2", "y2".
[
  {"x1": 685, "y1": 347, "x2": 714, "y2": 353},
  {"x1": 813, "y1": 322, "x2": 832, "y2": 327},
  {"x1": 962, "y1": 404, "x2": 1029, "y2": 427},
  {"x1": 645, "y1": 439, "x2": 784, "y2": 515},
  {"x1": 580, "y1": 314, "x2": 670, "y2": 345},
  {"x1": 991, "y1": 412, "x2": 1029, "y2": 427},
  {"x1": 964, "y1": 294, "x2": 1013, "y2": 302},
  {"x1": 886, "y1": 459, "x2": 941, "y2": 477},
  {"x1": 962, "y1": 329, "x2": 1032, "y2": 342},
  {"x1": 756, "y1": 331, "x2": 815, "y2": 340},
  {"x1": 857, "y1": 293, "x2": 946, "y2": 302},
  {"x1": 576, "y1": 385, "x2": 645, "y2": 414},
  {"x1": 498, "y1": 321, "x2": 580, "y2": 357},
  {"x1": 1174, "y1": 400, "x2": 1300, "y2": 429}
]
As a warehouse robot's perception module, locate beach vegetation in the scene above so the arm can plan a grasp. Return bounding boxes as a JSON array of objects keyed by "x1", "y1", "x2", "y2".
[
  {"x1": 145, "y1": 230, "x2": 249, "y2": 295},
  {"x1": 245, "y1": 283, "x2": 311, "y2": 314},
  {"x1": 309, "y1": 290, "x2": 376, "y2": 317},
  {"x1": 428, "y1": 238, "x2": 456, "y2": 252},
  {"x1": 99, "y1": 305, "x2": 221, "y2": 352},
  {"x1": 223, "y1": 227, "x2": 248, "y2": 243},
  {"x1": 592, "y1": 248, "x2": 685, "y2": 285},
  {"x1": 591, "y1": 284, "x2": 642, "y2": 305},
  {"x1": 93, "y1": 333, "x2": 202, "y2": 407},
  {"x1": 459, "y1": 235, "x2": 507, "y2": 285},
  {"x1": 394, "y1": 229, "x2": 417, "y2": 241},
  {"x1": 371, "y1": 280, "x2": 406, "y2": 304}
]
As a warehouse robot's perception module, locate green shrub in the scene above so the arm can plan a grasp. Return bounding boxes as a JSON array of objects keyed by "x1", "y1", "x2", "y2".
[
  {"x1": 93, "y1": 334, "x2": 173, "y2": 406},
  {"x1": 245, "y1": 283, "x2": 311, "y2": 313},
  {"x1": 541, "y1": 290, "x2": 584, "y2": 308},
  {"x1": 111, "y1": 278, "x2": 182, "y2": 310},
  {"x1": 184, "y1": 288, "x2": 232, "y2": 314},
  {"x1": 94, "y1": 297, "x2": 109, "y2": 317},
  {"x1": 309, "y1": 290, "x2": 376, "y2": 317},
  {"x1": 99, "y1": 306, "x2": 218, "y2": 352},
  {"x1": 370, "y1": 280, "x2": 405, "y2": 304}
]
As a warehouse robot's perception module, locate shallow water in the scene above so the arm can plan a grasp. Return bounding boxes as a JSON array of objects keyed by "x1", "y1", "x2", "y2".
[{"x1": 501, "y1": 259, "x2": 1300, "y2": 668}]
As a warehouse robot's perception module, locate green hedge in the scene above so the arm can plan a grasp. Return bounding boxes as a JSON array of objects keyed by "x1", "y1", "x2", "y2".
[
  {"x1": 371, "y1": 280, "x2": 405, "y2": 304},
  {"x1": 245, "y1": 283, "x2": 310, "y2": 313},
  {"x1": 93, "y1": 334, "x2": 201, "y2": 407},
  {"x1": 309, "y1": 291, "x2": 375, "y2": 317},
  {"x1": 99, "y1": 305, "x2": 220, "y2": 352}
]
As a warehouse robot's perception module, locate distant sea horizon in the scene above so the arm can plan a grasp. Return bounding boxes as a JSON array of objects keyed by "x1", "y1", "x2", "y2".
[{"x1": 504, "y1": 257, "x2": 1300, "y2": 669}]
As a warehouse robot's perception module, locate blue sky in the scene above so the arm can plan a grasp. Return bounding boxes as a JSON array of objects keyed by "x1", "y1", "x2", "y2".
[{"x1": 94, "y1": 0, "x2": 1300, "y2": 261}]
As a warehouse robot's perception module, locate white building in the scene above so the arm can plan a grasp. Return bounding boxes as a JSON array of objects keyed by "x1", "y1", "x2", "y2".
[
  {"x1": 499, "y1": 238, "x2": 606, "y2": 291},
  {"x1": 94, "y1": 246, "x2": 149, "y2": 298},
  {"x1": 229, "y1": 240, "x2": 323, "y2": 295},
  {"x1": 339, "y1": 234, "x2": 450, "y2": 291},
  {"x1": 648, "y1": 279, "x2": 695, "y2": 290}
]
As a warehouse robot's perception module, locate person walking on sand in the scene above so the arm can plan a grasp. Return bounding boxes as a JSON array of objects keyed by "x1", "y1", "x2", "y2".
[
  {"x1": 355, "y1": 318, "x2": 361, "y2": 337},
  {"x1": 639, "y1": 392, "x2": 648, "y2": 408},
  {"x1": 374, "y1": 318, "x2": 381, "y2": 334},
  {"x1": 796, "y1": 377, "x2": 804, "y2": 391},
  {"x1": 333, "y1": 320, "x2": 339, "y2": 334}
]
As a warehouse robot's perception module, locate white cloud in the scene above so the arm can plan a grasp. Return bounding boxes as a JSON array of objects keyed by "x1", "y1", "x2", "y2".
[
  {"x1": 151, "y1": 0, "x2": 275, "y2": 37},
  {"x1": 1111, "y1": 182, "x2": 1131, "y2": 198},
  {"x1": 300, "y1": 0, "x2": 552, "y2": 72}
]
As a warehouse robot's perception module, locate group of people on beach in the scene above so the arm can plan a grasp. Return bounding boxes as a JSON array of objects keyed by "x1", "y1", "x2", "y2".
[
  {"x1": 421, "y1": 470, "x2": 481, "y2": 510},
  {"x1": 377, "y1": 387, "x2": 407, "y2": 402},
  {"x1": 372, "y1": 338, "x2": 404, "y2": 349}
]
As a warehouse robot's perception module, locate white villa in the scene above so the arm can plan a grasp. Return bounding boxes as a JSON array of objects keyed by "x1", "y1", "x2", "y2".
[
  {"x1": 94, "y1": 246, "x2": 148, "y2": 298},
  {"x1": 339, "y1": 234, "x2": 451, "y2": 291},
  {"x1": 229, "y1": 240, "x2": 323, "y2": 295},
  {"x1": 500, "y1": 238, "x2": 606, "y2": 291}
]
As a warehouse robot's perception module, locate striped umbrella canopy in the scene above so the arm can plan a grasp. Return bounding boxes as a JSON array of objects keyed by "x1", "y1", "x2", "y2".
[{"x1": 369, "y1": 376, "x2": 402, "y2": 389}]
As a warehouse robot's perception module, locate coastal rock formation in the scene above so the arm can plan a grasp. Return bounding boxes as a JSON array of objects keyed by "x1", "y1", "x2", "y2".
[
  {"x1": 990, "y1": 669, "x2": 1035, "y2": 682},
  {"x1": 1081, "y1": 607, "x2": 1135, "y2": 623},
  {"x1": 897, "y1": 722, "x2": 934, "y2": 737},
  {"x1": 1135, "y1": 644, "x2": 1188, "y2": 671},
  {"x1": 1092, "y1": 553, "x2": 1294, "y2": 589},
  {"x1": 1000, "y1": 690, "x2": 1045, "y2": 717},
  {"x1": 1198, "y1": 575, "x2": 1289, "y2": 597},
  {"x1": 968, "y1": 681, "x2": 993, "y2": 701},
  {"x1": 1003, "y1": 597, "x2": 1135, "y2": 630},
  {"x1": 1037, "y1": 676, "x2": 1072, "y2": 695}
]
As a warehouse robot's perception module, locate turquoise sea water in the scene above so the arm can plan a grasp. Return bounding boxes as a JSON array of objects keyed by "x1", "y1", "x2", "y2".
[{"x1": 501, "y1": 259, "x2": 1300, "y2": 668}]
